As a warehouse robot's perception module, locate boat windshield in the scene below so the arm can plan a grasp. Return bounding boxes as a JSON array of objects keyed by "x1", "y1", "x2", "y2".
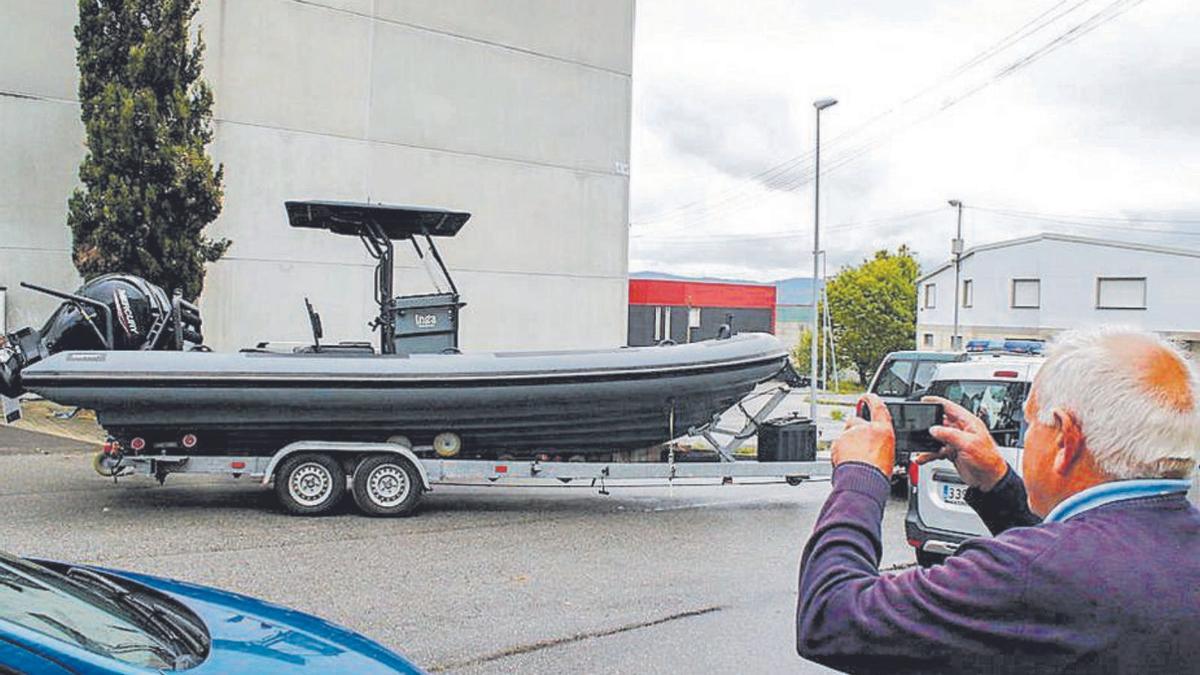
[{"x1": 0, "y1": 552, "x2": 182, "y2": 670}]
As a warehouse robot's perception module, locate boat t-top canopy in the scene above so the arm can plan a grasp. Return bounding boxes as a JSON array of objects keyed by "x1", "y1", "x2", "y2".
[
  {"x1": 284, "y1": 200, "x2": 469, "y2": 355},
  {"x1": 285, "y1": 200, "x2": 470, "y2": 239}
]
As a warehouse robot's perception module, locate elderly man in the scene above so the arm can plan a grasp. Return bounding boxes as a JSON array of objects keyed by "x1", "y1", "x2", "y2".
[{"x1": 796, "y1": 327, "x2": 1200, "y2": 674}]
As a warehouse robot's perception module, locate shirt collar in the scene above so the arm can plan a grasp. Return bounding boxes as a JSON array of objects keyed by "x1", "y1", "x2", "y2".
[{"x1": 1044, "y1": 478, "x2": 1192, "y2": 524}]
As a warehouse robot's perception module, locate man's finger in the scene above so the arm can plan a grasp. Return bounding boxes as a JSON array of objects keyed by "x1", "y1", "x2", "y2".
[
  {"x1": 929, "y1": 424, "x2": 974, "y2": 450},
  {"x1": 921, "y1": 395, "x2": 976, "y2": 430},
  {"x1": 913, "y1": 450, "x2": 949, "y2": 465},
  {"x1": 843, "y1": 416, "x2": 867, "y2": 431},
  {"x1": 861, "y1": 393, "x2": 892, "y2": 426}
]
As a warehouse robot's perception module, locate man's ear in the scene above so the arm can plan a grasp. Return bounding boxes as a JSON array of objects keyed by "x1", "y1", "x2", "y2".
[{"x1": 1051, "y1": 408, "x2": 1086, "y2": 476}]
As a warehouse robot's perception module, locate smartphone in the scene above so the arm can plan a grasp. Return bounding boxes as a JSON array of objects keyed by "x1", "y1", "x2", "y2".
[{"x1": 859, "y1": 401, "x2": 945, "y2": 453}]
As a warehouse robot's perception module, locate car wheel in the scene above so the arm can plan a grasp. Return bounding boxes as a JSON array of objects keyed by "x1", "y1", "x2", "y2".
[
  {"x1": 275, "y1": 453, "x2": 346, "y2": 516},
  {"x1": 352, "y1": 455, "x2": 423, "y2": 517},
  {"x1": 915, "y1": 548, "x2": 947, "y2": 568}
]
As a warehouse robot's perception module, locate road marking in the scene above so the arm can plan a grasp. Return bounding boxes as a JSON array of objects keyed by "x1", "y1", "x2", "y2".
[{"x1": 427, "y1": 605, "x2": 724, "y2": 672}]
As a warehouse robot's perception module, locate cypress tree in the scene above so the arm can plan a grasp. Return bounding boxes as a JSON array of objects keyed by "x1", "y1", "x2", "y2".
[{"x1": 68, "y1": 0, "x2": 228, "y2": 301}]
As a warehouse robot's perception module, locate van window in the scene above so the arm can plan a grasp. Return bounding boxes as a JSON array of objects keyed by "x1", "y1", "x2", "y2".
[
  {"x1": 927, "y1": 379, "x2": 1030, "y2": 447},
  {"x1": 873, "y1": 359, "x2": 915, "y2": 397}
]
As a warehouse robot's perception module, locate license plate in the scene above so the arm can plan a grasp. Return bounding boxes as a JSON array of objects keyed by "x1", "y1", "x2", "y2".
[{"x1": 941, "y1": 483, "x2": 967, "y2": 505}]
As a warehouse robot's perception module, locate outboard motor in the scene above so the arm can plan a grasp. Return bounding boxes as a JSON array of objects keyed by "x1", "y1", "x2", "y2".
[{"x1": 0, "y1": 274, "x2": 201, "y2": 397}]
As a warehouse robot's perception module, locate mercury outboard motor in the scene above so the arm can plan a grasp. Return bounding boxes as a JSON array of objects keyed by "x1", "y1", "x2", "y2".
[{"x1": 0, "y1": 274, "x2": 202, "y2": 397}]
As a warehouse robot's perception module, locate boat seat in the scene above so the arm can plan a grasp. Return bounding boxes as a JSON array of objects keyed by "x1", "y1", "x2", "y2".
[{"x1": 292, "y1": 342, "x2": 376, "y2": 355}]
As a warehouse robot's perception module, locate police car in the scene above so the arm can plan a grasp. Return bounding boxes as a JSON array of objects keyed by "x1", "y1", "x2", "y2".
[{"x1": 904, "y1": 354, "x2": 1043, "y2": 566}]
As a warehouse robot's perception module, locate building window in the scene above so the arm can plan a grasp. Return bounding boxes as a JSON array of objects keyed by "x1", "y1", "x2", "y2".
[
  {"x1": 923, "y1": 333, "x2": 934, "y2": 348},
  {"x1": 923, "y1": 283, "x2": 936, "y2": 309},
  {"x1": 653, "y1": 307, "x2": 662, "y2": 341},
  {"x1": 962, "y1": 279, "x2": 973, "y2": 308},
  {"x1": 1096, "y1": 277, "x2": 1146, "y2": 309},
  {"x1": 1011, "y1": 279, "x2": 1040, "y2": 308},
  {"x1": 688, "y1": 307, "x2": 701, "y2": 328}
]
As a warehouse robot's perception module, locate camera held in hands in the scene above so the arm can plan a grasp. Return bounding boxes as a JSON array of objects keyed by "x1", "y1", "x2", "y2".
[{"x1": 858, "y1": 401, "x2": 945, "y2": 454}]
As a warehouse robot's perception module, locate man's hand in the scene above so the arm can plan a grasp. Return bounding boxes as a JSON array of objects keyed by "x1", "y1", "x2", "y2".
[
  {"x1": 917, "y1": 396, "x2": 1009, "y2": 492},
  {"x1": 831, "y1": 394, "x2": 895, "y2": 477}
]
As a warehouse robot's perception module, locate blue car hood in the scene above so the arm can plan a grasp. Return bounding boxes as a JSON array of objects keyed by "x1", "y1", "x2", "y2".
[{"x1": 98, "y1": 566, "x2": 423, "y2": 674}]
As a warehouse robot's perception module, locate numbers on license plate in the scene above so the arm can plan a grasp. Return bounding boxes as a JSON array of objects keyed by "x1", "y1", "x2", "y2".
[{"x1": 941, "y1": 484, "x2": 967, "y2": 505}]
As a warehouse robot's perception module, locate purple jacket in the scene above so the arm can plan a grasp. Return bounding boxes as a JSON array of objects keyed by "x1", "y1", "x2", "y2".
[{"x1": 796, "y1": 462, "x2": 1200, "y2": 674}]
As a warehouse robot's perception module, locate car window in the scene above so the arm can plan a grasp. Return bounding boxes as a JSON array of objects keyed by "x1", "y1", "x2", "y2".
[
  {"x1": 911, "y1": 361, "x2": 940, "y2": 397},
  {"x1": 0, "y1": 554, "x2": 176, "y2": 670},
  {"x1": 873, "y1": 359, "x2": 915, "y2": 397},
  {"x1": 927, "y1": 379, "x2": 1030, "y2": 447}
]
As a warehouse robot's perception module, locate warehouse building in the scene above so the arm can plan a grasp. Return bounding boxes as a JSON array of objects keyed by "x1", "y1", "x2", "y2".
[
  {"x1": 0, "y1": 1, "x2": 634, "y2": 351},
  {"x1": 916, "y1": 233, "x2": 1200, "y2": 355},
  {"x1": 627, "y1": 278, "x2": 776, "y2": 346}
]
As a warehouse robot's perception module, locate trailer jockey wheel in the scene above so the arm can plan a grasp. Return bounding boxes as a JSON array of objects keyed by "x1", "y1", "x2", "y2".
[
  {"x1": 92, "y1": 451, "x2": 121, "y2": 478},
  {"x1": 433, "y1": 432, "x2": 462, "y2": 458},
  {"x1": 352, "y1": 455, "x2": 422, "y2": 517},
  {"x1": 275, "y1": 453, "x2": 346, "y2": 516}
]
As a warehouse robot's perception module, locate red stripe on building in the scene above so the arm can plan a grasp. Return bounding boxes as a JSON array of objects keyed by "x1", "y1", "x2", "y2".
[{"x1": 628, "y1": 279, "x2": 776, "y2": 310}]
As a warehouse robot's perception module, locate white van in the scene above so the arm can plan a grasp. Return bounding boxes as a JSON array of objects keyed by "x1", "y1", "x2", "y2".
[{"x1": 904, "y1": 356, "x2": 1043, "y2": 566}]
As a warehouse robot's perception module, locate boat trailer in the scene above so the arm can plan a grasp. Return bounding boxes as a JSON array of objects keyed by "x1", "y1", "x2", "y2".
[{"x1": 98, "y1": 384, "x2": 832, "y2": 517}]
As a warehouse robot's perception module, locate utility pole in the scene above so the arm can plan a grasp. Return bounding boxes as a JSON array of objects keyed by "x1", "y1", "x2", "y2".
[
  {"x1": 811, "y1": 98, "x2": 837, "y2": 421},
  {"x1": 947, "y1": 199, "x2": 964, "y2": 350}
]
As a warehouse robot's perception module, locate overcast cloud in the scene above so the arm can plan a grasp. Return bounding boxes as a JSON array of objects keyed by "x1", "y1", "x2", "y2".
[{"x1": 628, "y1": 0, "x2": 1200, "y2": 282}]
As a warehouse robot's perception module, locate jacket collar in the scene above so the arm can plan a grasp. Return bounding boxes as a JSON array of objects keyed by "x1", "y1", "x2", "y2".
[{"x1": 1044, "y1": 478, "x2": 1191, "y2": 523}]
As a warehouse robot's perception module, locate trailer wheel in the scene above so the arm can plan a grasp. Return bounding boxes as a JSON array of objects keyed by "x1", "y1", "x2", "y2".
[
  {"x1": 352, "y1": 455, "x2": 423, "y2": 517},
  {"x1": 275, "y1": 453, "x2": 346, "y2": 516}
]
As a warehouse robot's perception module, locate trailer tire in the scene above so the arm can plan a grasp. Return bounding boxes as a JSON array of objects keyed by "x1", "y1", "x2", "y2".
[
  {"x1": 275, "y1": 453, "x2": 346, "y2": 516},
  {"x1": 352, "y1": 455, "x2": 423, "y2": 517}
]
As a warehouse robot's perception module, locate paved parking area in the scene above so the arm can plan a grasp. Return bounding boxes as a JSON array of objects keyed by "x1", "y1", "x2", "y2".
[{"x1": 0, "y1": 427, "x2": 913, "y2": 673}]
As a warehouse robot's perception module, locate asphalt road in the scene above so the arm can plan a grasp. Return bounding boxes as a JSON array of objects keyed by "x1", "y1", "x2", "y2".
[{"x1": 0, "y1": 432, "x2": 915, "y2": 674}]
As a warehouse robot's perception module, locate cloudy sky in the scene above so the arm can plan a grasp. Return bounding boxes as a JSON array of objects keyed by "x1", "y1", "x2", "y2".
[{"x1": 628, "y1": 0, "x2": 1200, "y2": 282}]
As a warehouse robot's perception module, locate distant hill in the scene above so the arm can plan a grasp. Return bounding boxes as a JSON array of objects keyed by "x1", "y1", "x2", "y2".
[{"x1": 629, "y1": 271, "x2": 819, "y2": 305}]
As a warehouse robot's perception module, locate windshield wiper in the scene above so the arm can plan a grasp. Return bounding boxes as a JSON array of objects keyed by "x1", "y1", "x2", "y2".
[
  {"x1": 65, "y1": 567, "x2": 207, "y2": 660},
  {"x1": 29, "y1": 612, "x2": 179, "y2": 666}
]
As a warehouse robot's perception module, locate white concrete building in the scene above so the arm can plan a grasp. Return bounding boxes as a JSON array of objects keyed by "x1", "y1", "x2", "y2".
[
  {"x1": 916, "y1": 233, "x2": 1200, "y2": 355},
  {"x1": 1, "y1": 1, "x2": 634, "y2": 351}
]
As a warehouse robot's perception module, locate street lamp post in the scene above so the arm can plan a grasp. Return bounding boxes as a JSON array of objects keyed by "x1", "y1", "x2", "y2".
[
  {"x1": 948, "y1": 199, "x2": 964, "y2": 350},
  {"x1": 811, "y1": 97, "x2": 837, "y2": 421}
]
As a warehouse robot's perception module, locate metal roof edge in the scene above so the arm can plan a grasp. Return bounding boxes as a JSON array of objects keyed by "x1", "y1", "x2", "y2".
[{"x1": 916, "y1": 232, "x2": 1200, "y2": 283}]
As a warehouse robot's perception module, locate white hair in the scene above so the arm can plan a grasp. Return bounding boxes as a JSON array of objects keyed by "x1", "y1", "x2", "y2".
[{"x1": 1032, "y1": 326, "x2": 1200, "y2": 480}]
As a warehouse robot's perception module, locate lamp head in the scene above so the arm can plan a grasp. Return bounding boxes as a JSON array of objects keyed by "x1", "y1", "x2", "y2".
[
  {"x1": 948, "y1": 199, "x2": 962, "y2": 208},
  {"x1": 813, "y1": 98, "x2": 838, "y2": 111}
]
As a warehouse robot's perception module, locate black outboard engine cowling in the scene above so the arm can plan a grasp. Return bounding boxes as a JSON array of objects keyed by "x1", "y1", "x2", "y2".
[
  {"x1": 1, "y1": 274, "x2": 189, "y2": 398},
  {"x1": 39, "y1": 274, "x2": 171, "y2": 353}
]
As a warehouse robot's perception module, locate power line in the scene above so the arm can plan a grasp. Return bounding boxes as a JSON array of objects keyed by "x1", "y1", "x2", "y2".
[
  {"x1": 631, "y1": 0, "x2": 1098, "y2": 227},
  {"x1": 632, "y1": 0, "x2": 1150, "y2": 231},
  {"x1": 972, "y1": 206, "x2": 1200, "y2": 236},
  {"x1": 973, "y1": 206, "x2": 1200, "y2": 225},
  {"x1": 629, "y1": 208, "x2": 943, "y2": 245}
]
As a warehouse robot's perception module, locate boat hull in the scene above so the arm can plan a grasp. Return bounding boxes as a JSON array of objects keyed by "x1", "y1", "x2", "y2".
[{"x1": 21, "y1": 334, "x2": 788, "y2": 455}]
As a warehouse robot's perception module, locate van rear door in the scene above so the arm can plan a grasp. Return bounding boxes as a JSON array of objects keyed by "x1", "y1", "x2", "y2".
[{"x1": 916, "y1": 377, "x2": 1031, "y2": 539}]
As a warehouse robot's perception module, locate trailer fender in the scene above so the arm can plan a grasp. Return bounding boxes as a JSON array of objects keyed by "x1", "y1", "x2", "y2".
[{"x1": 262, "y1": 441, "x2": 431, "y2": 490}]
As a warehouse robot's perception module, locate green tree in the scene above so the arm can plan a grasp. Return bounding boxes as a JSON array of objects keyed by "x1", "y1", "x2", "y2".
[
  {"x1": 825, "y1": 247, "x2": 920, "y2": 384},
  {"x1": 68, "y1": 0, "x2": 228, "y2": 301},
  {"x1": 789, "y1": 327, "x2": 827, "y2": 377}
]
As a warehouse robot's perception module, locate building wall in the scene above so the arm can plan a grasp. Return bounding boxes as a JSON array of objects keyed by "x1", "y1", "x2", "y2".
[
  {"x1": 916, "y1": 236, "x2": 1200, "y2": 353},
  {"x1": 0, "y1": 0, "x2": 634, "y2": 351},
  {"x1": 627, "y1": 278, "x2": 776, "y2": 346},
  {"x1": 627, "y1": 305, "x2": 773, "y2": 347}
]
